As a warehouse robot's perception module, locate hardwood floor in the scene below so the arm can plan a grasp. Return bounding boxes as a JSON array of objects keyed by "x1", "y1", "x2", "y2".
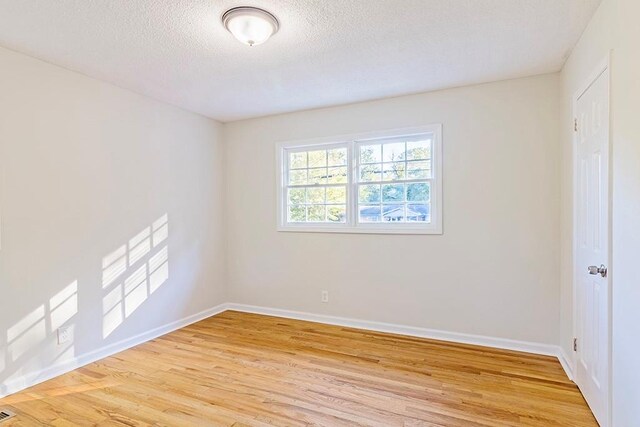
[{"x1": 1, "y1": 311, "x2": 597, "y2": 426}]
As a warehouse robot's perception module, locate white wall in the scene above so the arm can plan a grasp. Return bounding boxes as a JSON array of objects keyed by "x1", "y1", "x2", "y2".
[
  {"x1": 560, "y1": 0, "x2": 640, "y2": 424},
  {"x1": 224, "y1": 74, "x2": 561, "y2": 346},
  {"x1": 0, "y1": 46, "x2": 226, "y2": 395}
]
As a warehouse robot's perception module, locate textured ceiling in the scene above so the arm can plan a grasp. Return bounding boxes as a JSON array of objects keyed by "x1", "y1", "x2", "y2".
[{"x1": 0, "y1": 0, "x2": 600, "y2": 122}]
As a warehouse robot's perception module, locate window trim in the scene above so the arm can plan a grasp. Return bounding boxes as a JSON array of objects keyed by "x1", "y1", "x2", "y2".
[{"x1": 276, "y1": 125, "x2": 443, "y2": 235}]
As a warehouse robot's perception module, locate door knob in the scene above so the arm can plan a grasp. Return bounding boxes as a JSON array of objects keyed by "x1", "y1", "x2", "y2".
[{"x1": 588, "y1": 264, "x2": 607, "y2": 278}]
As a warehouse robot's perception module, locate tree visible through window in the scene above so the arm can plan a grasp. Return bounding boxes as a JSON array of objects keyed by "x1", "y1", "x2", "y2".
[
  {"x1": 279, "y1": 126, "x2": 442, "y2": 234},
  {"x1": 357, "y1": 137, "x2": 432, "y2": 224},
  {"x1": 286, "y1": 146, "x2": 349, "y2": 223}
]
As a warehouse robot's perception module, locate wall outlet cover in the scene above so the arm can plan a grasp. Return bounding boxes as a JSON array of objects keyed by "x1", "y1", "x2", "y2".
[
  {"x1": 321, "y1": 290, "x2": 329, "y2": 303},
  {"x1": 57, "y1": 326, "x2": 73, "y2": 344}
]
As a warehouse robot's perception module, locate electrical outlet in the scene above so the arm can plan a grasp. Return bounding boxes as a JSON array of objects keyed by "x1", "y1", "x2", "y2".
[
  {"x1": 57, "y1": 326, "x2": 73, "y2": 345},
  {"x1": 321, "y1": 290, "x2": 329, "y2": 303}
]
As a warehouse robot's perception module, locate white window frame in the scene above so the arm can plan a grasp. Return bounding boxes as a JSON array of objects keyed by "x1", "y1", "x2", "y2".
[{"x1": 276, "y1": 124, "x2": 443, "y2": 235}]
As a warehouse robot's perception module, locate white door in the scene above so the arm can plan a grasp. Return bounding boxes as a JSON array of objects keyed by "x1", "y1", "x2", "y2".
[{"x1": 575, "y1": 66, "x2": 610, "y2": 426}]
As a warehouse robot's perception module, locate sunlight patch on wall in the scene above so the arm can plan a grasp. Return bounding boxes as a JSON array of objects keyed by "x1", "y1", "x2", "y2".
[
  {"x1": 49, "y1": 281, "x2": 78, "y2": 332},
  {"x1": 124, "y1": 265, "x2": 148, "y2": 317},
  {"x1": 101, "y1": 214, "x2": 169, "y2": 339},
  {"x1": 6, "y1": 306, "x2": 46, "y2": 362},
  {"x1": 152, "y1": 214, "x2": 168, "y2": 247},
  {"x1": 102, "y1": 245, "x2": 127, "y2": 289},
  {"x1": 149, "y1": 246, "x2": 168, "y2": 294},
  {"x1": 5, "y1": 280, "x2": 78, "y2": 373},
  {"x1": 129, "y1": 227, "x2": 151, "y2": 266},
  {"x1": 102, "y1": 284, "x2": 123, "y2": 338}
]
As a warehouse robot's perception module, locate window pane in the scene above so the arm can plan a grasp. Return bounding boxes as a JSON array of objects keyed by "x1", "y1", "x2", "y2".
[
  {"x1": 327, "y1": 186, "x2": 347, "y2": 204},
  {"x1": 407, "y1": 160, "x2": 431, "y2": 179},
  {"x1": 307, "y1": 205, "x2": 325, "y2": 222},
  {"x1": 407, "y1": 182, "x2": 430, "y2": 202},
  {"x1": 308, "y1": 167, "x2": 328, "y2": 184},
  {"x1": 327, "y1": 205, "x2": 346, "y2": 223},
  {"x1": 382, "y1": 204, "x2": 405, "y2": 222},
  {"x1": 288, "y1": 188, "x2": 305, "y2": 204},
  {"x1": 382, "y1": 184, "x2": 405, "y2": 203},
  {"x1": 308, "y1": 150, "x2": 327, "y2": 168},
  {"x1": 360, "y1": 144, "x2": 382, "y2": 163},
  {"x1": 407, "y1": 169, "x2": 431, "y2": 179},
  {"x1": 406, "y1": 204, "x2": 430, "y2": 222},
  {"x1": 406, "y1": 140, "x2": 431, "y2": 160},
  {"x1": 328, "y1": 148, "x2": 347, "y2": 166},
  {"x1": 289, "y1": 151, "x2": 307, "y2": 169},
  {"x1": 327, "y1": 166, "x2": 348, "y2": 184},
  {"x1": 383, "y1": 142, "x2": 406, "y2": 162},
  {"x1": 360, "y1": 164, "x2": 381, "y2": 182},
  {"x1": 289, "y1": 169, "x2": 307, "y2": 185},
  {"x1": 359, "y1": 184, "x2": 381, "y2": 203},
  {"x1": 359, "y1": 205, "x2": 381, "y2": 222},
  {"x1": 382, "y1": 162, "x2": 405, "y2": 181},
  {"x1": 306, "y1": 187, "x2": 325, "y2": 204},
  {"x1": 288, "y1": 205, "x2": 306, "y2": 222}
]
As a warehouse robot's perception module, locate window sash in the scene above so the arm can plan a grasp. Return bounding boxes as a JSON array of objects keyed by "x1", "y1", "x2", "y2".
[
  {"x1": 284, "y1": 142, "x2": 350, "y2": 226},
  {"x1": 353, "y1": 137, "x2": 433, "y2": 226}
]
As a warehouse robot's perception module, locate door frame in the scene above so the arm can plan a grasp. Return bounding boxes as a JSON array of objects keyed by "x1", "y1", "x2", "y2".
[{"x1": 571, "y1": 52, "x2": 612, "y2": 427}]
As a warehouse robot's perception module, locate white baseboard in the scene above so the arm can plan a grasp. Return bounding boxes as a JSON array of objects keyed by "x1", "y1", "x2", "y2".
[
  {"x1": 1, "y1": 301, "x2": 574, "y2": 399},
  {"x1": 226, "y1": 303, "x2": 562, "y2": 357},
  {"x1": 558, "y1": 347, "x2": 575, "y2": 381},
  {"x1": 227, "y1": 303, "x2": 575, "y2": 382},
  {"x1": 0, "y1": 303, "x2": 227, "y2": 398}
]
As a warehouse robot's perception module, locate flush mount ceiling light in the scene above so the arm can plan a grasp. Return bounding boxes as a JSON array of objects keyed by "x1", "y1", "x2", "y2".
[{"x1": 222, "y1": 6, "x2": 279, "y2": 46}]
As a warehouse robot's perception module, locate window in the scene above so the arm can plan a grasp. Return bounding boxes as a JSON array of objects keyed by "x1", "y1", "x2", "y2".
[{"x1": 277, "y1": 125, "x2": 442, "y2": 234}]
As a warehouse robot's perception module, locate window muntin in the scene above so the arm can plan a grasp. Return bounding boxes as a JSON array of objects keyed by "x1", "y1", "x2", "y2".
[{"x1": 278, "y1": 125, "x2": 442, "y2": 234}]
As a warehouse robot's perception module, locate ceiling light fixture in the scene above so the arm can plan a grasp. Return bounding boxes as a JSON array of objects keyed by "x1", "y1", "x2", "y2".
[{"x1": 222, "y1": 6, "x2": 279, "y2": 47}]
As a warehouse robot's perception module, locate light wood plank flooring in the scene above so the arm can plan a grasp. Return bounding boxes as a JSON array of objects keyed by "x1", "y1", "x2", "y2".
[{"x1": 1, "y1": 311, "x2": 597, "y2": 426}]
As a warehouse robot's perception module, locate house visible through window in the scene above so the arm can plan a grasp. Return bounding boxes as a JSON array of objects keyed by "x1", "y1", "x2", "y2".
[
  {"x1": 357, "y1": 136, "x2": 432, "y2": 224},
  {"x1": 278, "y1": 125, "x2": 442, "y2": 234}
]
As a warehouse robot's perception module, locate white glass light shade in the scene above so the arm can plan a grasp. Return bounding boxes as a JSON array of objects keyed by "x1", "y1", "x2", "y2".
[{"x1": 222, "y1": 7, "x2": 279, "y2": 46}]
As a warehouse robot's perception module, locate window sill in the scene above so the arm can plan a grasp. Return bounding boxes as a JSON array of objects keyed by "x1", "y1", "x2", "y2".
[{"x1": 277, "y1": 225, "x2": 443, "y2": 235}]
